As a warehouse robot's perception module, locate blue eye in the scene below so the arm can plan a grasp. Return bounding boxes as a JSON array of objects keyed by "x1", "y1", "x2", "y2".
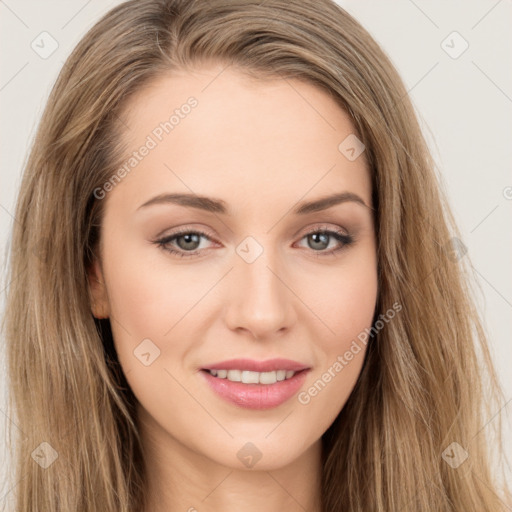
[
  {"x1": 155, "y1": 229, "x2": 212, "y2": 258},
  {"x1": 298, "y1": 229, "x2": 353, "y2": 254},
  {"x1": 154, "y1": 226, "x2": 354, "y2": 259}
]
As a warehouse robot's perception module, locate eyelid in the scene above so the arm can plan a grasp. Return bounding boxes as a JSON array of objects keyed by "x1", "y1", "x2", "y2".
[
  {"x1": 299, "y1": 223, "x2": 349, "y2": 238},
  {"x1": 153, "y1": 224, "x2": 217, "y2": 241},
  {"x1": 156, "y1": 222, "x2": 349, "y2": 242}
]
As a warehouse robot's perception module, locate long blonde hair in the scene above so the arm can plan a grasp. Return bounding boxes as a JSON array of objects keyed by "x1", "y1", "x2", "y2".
[{"x1": 3, "y1": 0, "x2": 510, "y2": 510}]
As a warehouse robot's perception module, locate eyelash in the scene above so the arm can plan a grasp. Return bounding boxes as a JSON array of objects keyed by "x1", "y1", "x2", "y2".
[{"x1": 154, "y1": 225, "x2": 354, "y2": 259}]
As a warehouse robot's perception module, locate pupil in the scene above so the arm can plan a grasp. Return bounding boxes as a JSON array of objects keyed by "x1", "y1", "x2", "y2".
[
  {"x1": 179, "y1": 233, "x2": 200, "y2": 250},
  {"x1": 310, "y1": 233, "x2": 328, "y2": 250}
]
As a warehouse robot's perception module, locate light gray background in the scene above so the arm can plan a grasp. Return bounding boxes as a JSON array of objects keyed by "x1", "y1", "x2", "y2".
[{"x1": 1, "y1": 0, "x2": 511, "y2": 507}]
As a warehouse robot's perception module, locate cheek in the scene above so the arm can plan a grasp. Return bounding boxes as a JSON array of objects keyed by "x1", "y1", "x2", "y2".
[
  {"x1": 102, "y1": 235, "x2": 211, "y2": 335},
  {"x1": 100, "y1": 231, "x2": 217, "y2": 383},
  {"x1": 102, "y1": 251, "x2": 208, "y2": 424},
  {"x1": 322, "y1": 268, "x2": 377, "y2": 337},
  {"x1": 293, "y1": 256, "x2": 377, "y2": 426},
  {"x1": 297, "y1": 248, "x2": 378, "y2": 349}
]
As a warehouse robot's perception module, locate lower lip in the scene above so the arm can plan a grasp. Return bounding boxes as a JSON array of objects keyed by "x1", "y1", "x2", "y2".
[{"x1": 200, "y1": 369, "x2": 310, "y2": 410}]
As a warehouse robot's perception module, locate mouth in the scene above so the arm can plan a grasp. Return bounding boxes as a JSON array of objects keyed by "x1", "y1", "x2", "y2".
[
  {"x1": 201, "y1": 368, "x2": 303, "y2": 385},
  {"x1": 199, "y1": 366, "x2": 311, "y2": 410}
]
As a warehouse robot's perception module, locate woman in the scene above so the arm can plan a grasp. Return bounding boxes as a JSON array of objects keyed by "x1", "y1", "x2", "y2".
[{"x1": 3, "y1": 0, "x2": 510, "y2": 510}]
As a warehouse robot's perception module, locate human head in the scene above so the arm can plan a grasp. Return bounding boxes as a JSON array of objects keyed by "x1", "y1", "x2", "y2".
[{"x1": 87, "y1": 60, "x2": 378, "y2": 491}]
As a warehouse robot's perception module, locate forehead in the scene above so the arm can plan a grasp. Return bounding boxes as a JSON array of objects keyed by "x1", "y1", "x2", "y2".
[{"x1": 110, "y1": 63, "x2": 372, "y2": 213}]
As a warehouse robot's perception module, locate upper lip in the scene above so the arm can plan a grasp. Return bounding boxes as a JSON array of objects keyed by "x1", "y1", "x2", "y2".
[{"x1": 202, "y1": 358, "x2": 310, "y2": 373}]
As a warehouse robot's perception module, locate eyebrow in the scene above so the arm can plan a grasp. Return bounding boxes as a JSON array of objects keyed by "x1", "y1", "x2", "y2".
[{"x1": 137, "y1": 191, "x2": 370, "y2": 215}]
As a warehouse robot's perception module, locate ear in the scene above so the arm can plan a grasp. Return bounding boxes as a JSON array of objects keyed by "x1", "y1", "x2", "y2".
[{"x1": 87, "y1": 258, "x2": 110, "y2": 319}]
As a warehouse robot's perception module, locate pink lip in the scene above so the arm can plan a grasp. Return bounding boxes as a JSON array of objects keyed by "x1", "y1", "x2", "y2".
[
  {"x1": 199, "y1": 368, "x2": 310, "y2": 410},
  {"x1": 201, "y1": 358, "x2": 310, "y2": 373}
]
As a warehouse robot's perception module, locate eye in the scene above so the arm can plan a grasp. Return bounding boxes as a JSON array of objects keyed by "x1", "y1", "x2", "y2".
[
  {"x1": 295, "y1": 225, "x2": 354, "y2": 256},
  {"x1": 153, "y1": 224, "x2": 354, "y2": 258},
  {"x1": 154, "y1": 229, "x2": 215, "y2": 258}
]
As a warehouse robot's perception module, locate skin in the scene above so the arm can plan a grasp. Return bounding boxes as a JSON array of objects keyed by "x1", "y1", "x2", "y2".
[{"x1": 88, "y1": 63, "x2": 378, "y2": 512}]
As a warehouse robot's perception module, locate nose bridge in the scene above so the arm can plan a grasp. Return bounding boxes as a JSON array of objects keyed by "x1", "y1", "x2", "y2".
[{"x1": 224, "y1": 234, "x2": 295, "y2": 336}]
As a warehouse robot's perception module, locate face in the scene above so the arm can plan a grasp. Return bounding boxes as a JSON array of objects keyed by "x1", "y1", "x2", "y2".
[{"x1": 89, "y1": 63, "x2": 378, "y2": 472}]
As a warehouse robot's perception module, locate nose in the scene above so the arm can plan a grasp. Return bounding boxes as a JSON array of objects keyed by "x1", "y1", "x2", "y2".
[{"x1": 223, "y1": 244, "x2": 296, "y2": 340}]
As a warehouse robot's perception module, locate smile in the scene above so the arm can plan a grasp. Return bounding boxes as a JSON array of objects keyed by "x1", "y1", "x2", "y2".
[
  {"x1": 200, "y1": 368, "x2": 310, "y2": 410},
  {"x1": 206, "y1": 369, "x2": 297, "y2": 384}
]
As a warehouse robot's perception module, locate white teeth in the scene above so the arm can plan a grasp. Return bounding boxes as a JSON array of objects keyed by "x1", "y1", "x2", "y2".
[
  {"x1": 208, "y1": 369, "x2": 298, "y2": 384},
  {"x1": 258, "y1": 371, "x2": 277, "y2": 385},
  {"x1": 242, "y1": 370, "x2": 260, "y2": 384},
  {"x1": 276, "y1": 370, "x2": 286, "y2": 381},
  {"x1": 227, "y1": 369, "x2": 241, "y2": 381}
]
